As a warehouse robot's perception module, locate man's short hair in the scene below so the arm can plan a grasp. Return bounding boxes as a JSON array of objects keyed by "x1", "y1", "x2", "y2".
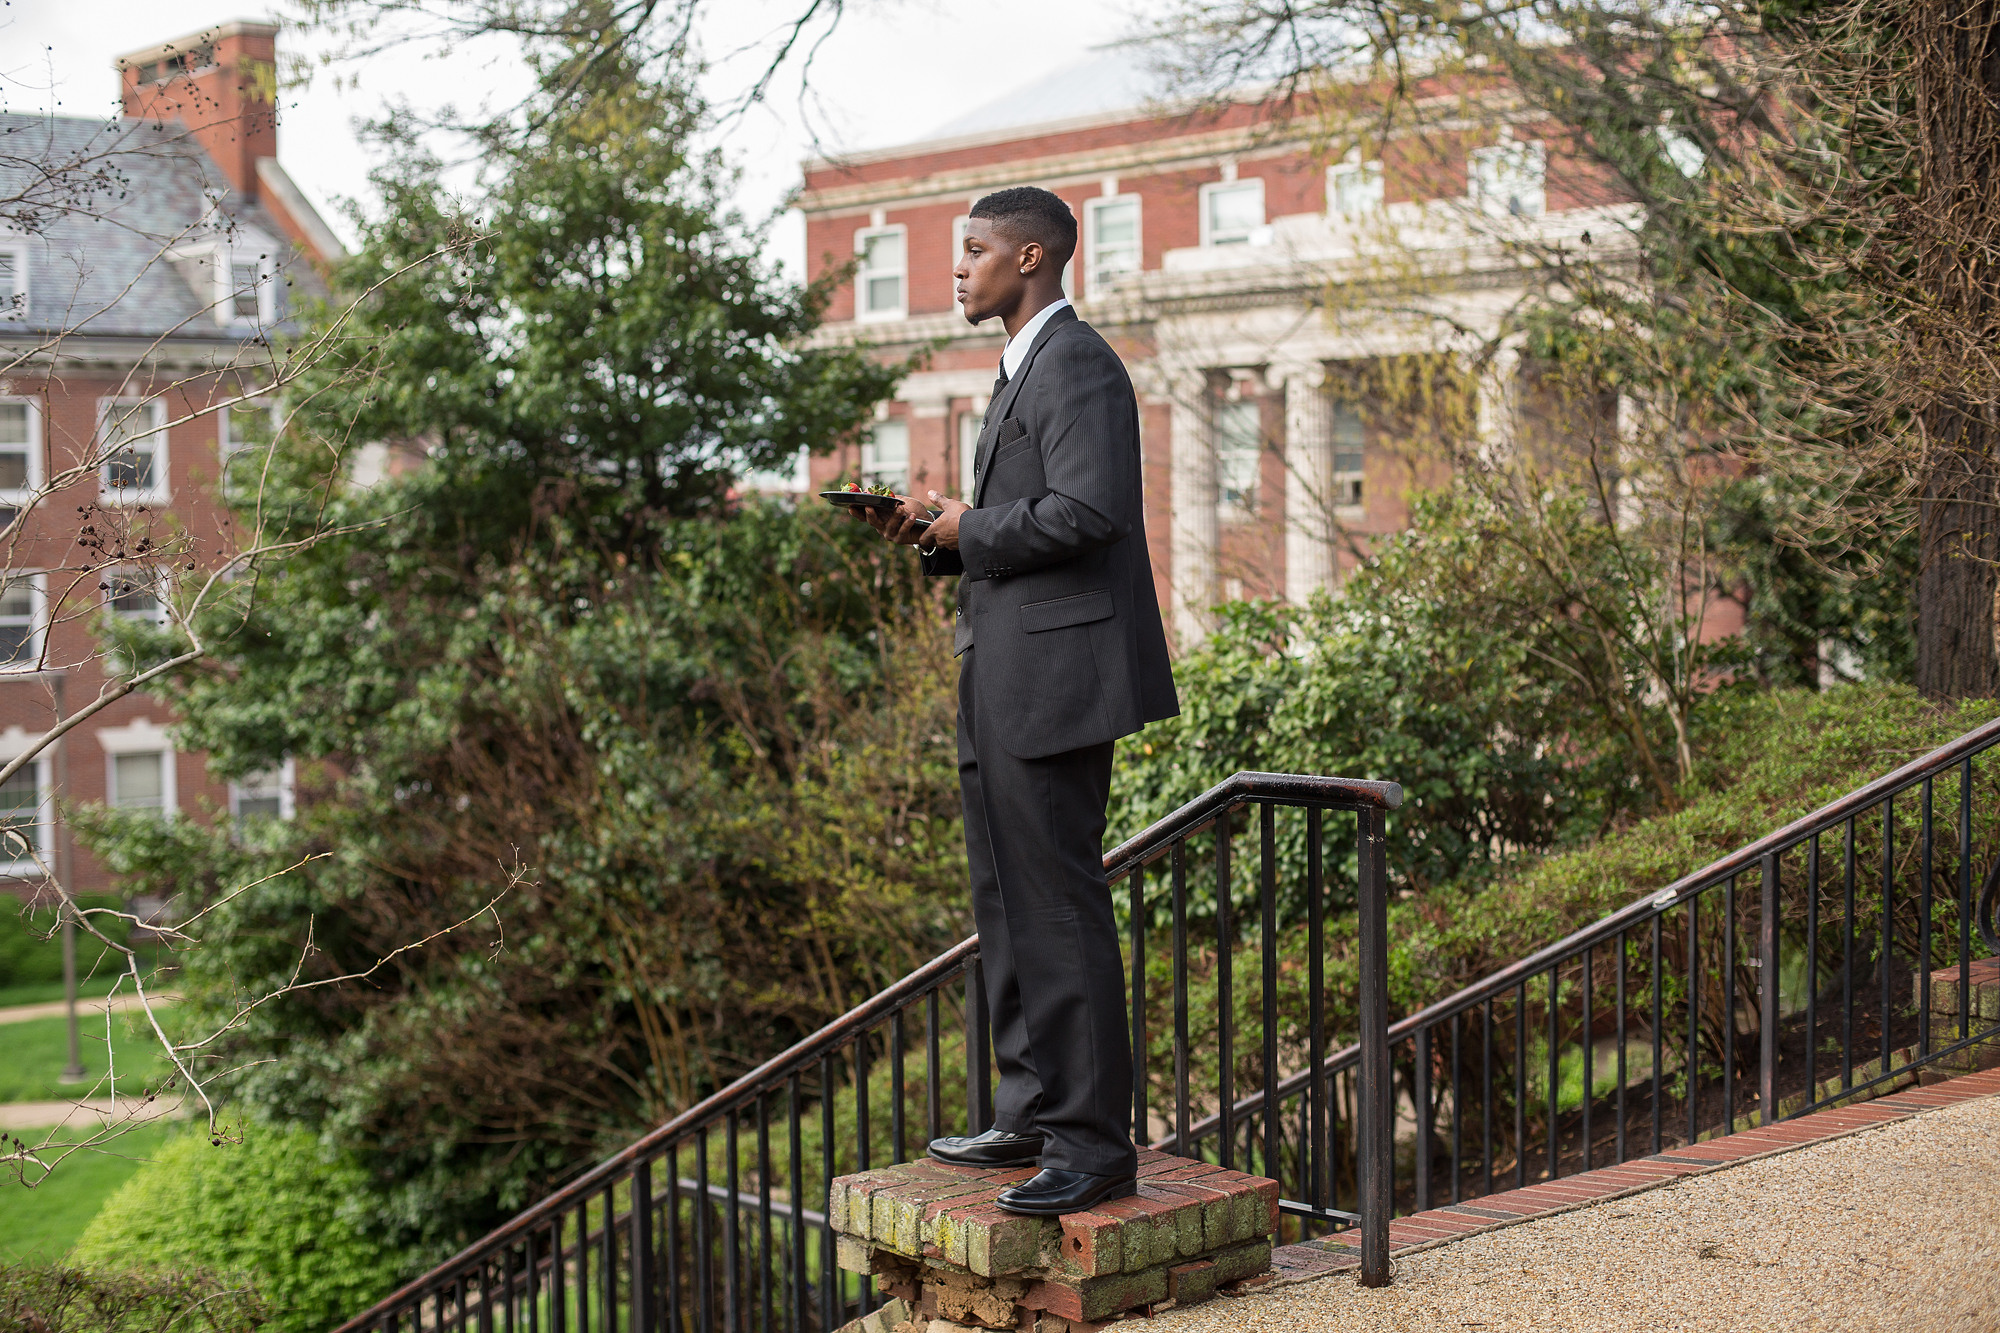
[{"x1": 969, "y1": 187, "x2": 1078, "y2": 268}]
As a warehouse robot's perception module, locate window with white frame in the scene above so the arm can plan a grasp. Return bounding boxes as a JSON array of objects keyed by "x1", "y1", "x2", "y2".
[
  {"x1": 100, "y1": 718, "x2": 177, "y2": 817},
  {"x1": 1328, "y1": 157, "x2": 1385, "y2": 216},
  {"x1": 1468, "y1": 141, "x2": 1547, "y2": 218},
  {"x1": 862, "y1": 418, "x2": 909, "y2": 492},
  {"x1": 1331, "y1": 402, "x2": 1366, "y2": 510},
  {"x1": 214, "y1": 248, "x2": 276, "y2": 327},
  {"x1": 1214, "y1": 397, "x2": 1262, "y2": 520},
  {"x1": 0, "y1": 400, "x2": 39, "y2": 500},
  {"x1": 958, "y1": 410, "x2": 979, "y2": 497},
  {"x1": 854, "y1": 227, "x2": 907, "y2": 321},
  {"x1": 99, "y1": 399, "x2": 168, "y2": 502},
  {"x1": 0, "y1": 573, "x2": 44, "y2": 671},
  {"x1": 104, "y1": 565, "x2": 167, "y2": 624},
  {"x1": 112, "y1": 752, "x2": 168, "y2": 811},
  {"x1": 1084, "y1": 196, "x2": 1141, "y2": 296},
  {"x1": 0, "y1": 243, "x2": 26, "y2": 321},
  {"x1": 1201, "y1": 179, "x2": 1266, "y2": 246},
  {"x1": 0, "y1": 750, "x2": 50, "y2": 875},
  {"x1": 952, "y1": 215, "x2": 970, "y2": 270},
  {"x1": 230, "y1": 758, "x2": 295, "y2": 822}
]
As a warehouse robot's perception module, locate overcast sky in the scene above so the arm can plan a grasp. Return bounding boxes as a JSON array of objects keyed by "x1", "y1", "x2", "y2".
[{"x1": 0, "y1": 0, "x2": 1137, "y2": 277}]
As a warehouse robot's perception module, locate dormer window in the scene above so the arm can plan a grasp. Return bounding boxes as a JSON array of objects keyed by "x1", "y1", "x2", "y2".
[
  {"x1": 167, "y1": 238, "x2": 279, "y2": 329},
  {"x1": 0, "y1": 243, "x2": 26, "y2": 321}
]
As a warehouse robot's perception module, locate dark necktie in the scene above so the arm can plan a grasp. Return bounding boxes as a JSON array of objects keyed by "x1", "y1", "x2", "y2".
[{"x1": 985, "y1": 364, "x2": 1008, "y2": 422}]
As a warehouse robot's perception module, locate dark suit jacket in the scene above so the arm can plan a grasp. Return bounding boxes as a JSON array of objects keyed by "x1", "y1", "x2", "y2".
[{"x1": 922, "y1": 306, "x2": 1179, "y2": 760}]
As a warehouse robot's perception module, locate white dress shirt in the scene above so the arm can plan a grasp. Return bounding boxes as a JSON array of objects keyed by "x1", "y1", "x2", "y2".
[{"x1": 1001, "y1": 297, "x2": 1070, "y2": 381}]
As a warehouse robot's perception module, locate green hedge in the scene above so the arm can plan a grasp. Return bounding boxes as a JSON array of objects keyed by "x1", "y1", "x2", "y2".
[{"x1": 72, "y1": 1128, "x2": 406, "y2": 1333}]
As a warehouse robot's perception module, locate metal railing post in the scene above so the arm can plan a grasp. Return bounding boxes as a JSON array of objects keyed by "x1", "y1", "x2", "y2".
[
  {"x1": 1356, "y1": 805, "x2": 1393, "y2": 1288},
  {"x1": 1759, "y1": 853, "x2": 1779, "y2": 1125},
  {"x1": 965, "y1": 955, "x2": 993, "y2": 1134}
]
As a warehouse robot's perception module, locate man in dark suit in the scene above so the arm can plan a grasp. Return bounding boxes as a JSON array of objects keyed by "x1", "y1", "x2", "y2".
[{"x1": 859, "y1": 186, "x2": 1178, "y2": 1215}]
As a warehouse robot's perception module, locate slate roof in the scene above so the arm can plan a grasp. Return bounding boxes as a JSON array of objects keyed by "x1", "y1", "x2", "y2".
[
  {"x1": 0, "y1": 111, "x2": 325, "y2": 343},
  {"x1": 919, "y1": 47, "x2": 1171, "y2": 144}
]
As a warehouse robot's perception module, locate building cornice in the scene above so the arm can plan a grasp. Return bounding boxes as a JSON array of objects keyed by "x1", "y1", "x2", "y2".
[
  {"x1": 113, "y1": 21, "x2": 278, "y2": 71},
  {"x1": 0, "y1": 333, "x2": 282, "y2": 376},
  {"x1": 799, "y1": 100, "x2": 1531, "y2": 218}
]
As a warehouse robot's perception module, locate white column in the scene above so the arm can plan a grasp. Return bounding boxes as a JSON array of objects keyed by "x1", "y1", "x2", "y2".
[
  {"x1": 1169, "y1": 374, "x2": 1218, "y2": 649},
  {"x1": 1282, "y1": 365, "x2": 1336, "y2": 606},
  {"x1": 1475, "y1": 344, "x2": 1522, "y2": 468}
]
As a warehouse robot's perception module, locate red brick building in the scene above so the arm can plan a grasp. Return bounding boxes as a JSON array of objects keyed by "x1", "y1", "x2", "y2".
[
  {"x1": 794, "y1": 52, "x2": 1625, "y2": 645},
  {"x1": 0, "y1": 21, "x2": 340, "y2": 899}
]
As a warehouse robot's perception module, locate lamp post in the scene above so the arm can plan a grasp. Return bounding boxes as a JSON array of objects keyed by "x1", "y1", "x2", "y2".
[{"x1": 53, "y1": 671, "x2": 85, "y2": 1084}]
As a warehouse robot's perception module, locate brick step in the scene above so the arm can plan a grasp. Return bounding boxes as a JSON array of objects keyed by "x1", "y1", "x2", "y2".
[{"x1": 830, "y1": 1149, "x2": 1279, "y2": 1332}]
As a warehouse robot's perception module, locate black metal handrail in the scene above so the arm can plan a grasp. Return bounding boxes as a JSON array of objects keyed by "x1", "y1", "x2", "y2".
[
  {"x1": 334, "y1": 771, "x2": 1405, "y2": 1333},
  {"x1": 1179, "y1": 712, "x2": 2000, "y2": 1139},
  {"x1": 1354, "y1": 712, "x2": 2000, "y2": 1217}
]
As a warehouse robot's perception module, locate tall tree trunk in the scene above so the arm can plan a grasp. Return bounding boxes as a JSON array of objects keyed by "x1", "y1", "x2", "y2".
[
  {"x1": 1906, "y1": 0, "x2": 2000, "y2": 699},
  {"x1": 1916, "y1": 431, "x2": 2000, "y2": 698}
]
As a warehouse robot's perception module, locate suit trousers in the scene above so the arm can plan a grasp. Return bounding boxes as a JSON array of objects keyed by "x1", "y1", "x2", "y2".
[{"x1": 957, "y1": 647, "x2": 1136, "y2": 1176}]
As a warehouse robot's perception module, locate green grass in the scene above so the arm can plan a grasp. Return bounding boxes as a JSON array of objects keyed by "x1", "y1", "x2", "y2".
[
  {"x1": 0, "y1": 1121, "x2": 178, "y2": 1260},
  {"x1": 0, "y1": 1010, "x2": 179, "y2": 1103},
  {"x1": 0, "y1": 975, "x2": 134, "y2": 1011}
]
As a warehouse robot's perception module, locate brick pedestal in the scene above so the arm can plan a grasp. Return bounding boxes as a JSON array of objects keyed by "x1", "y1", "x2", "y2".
[
  {"x1": 828, "y1": 1149, "x2": 1278, "y2": 1332},
  {"x1": 1921, "y1": 954, "x2": 2000, "y2": 1077}
]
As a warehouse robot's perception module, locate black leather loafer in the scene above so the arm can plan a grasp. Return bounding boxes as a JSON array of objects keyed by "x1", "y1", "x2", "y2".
[
  {"x1": 927, "y1": 1128, "x2": 1044, "y2": 1168},
  {"x1": 994, "y1": 1168, "x2": 1138, "y2": 1216}
]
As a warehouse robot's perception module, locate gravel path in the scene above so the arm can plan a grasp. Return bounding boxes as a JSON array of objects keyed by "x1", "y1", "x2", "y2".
[{"x1": 1161, "y1": 1092, "x2": 2000, "y2": 1333}]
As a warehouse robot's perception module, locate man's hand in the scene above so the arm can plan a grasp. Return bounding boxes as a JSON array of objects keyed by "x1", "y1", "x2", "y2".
[
  {"x1": 856, "y1": 495, "x2": 933, "y2": 546},
  {"x1": 922, "y1": 491, "x2": 972, "y2": 550}
]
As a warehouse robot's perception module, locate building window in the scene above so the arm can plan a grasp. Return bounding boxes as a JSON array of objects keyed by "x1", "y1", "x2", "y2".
[
  {"x1": 855, "y1": 227, "x2": 907, "y2": 321},
  {"x1": 112, "y1": 752, "x2": 169, "y2": 811},
  {"x1": 1469, "y1": 141, "x2": 1547, "y2": 218},
  {"x1": 1328, "y1": 158, "x2": 1385, "y2": 216},
  {"x1": 104, "y1": 566, "x2": 167, "y2": 624},
  {"x1": 1331, "y1": 402, "x2": 1366, "y2": 510},
  {"x1": 862, "y1": 419, "x2": 909, "y2": 492},
  {"x1": 0, "y1": 752, "x2": 49, "y2": 875},
  {"x1": 1084, "y1": 196, "x2": 1141, "y2": 297},
  {"x1": 99, "y1": 399, "x2": 169, "y2": 503},
  {"x1": 0, "y1": 245, "x2": 26, "y2": 320},
  {"x1": 0, "y1": 400, "x2": 39, "y2": 500},
  {"x1": 97, "y1": 718, "x2": 177, "y2": 817},
  {"x1": 230, "y1": 759, "x2": 295, "y2": 822},
  {"x1": 959, "y1": 410, "x2": 979, "y2": 497},
  {"x1": 0, "y1": 573, "x2": 44, "y2": 671},
  {"x1": 1214, "y1": 398, "x2": 1262, "y2": 520},
  {"x1": 1201, "y1": 180, "x2": 1266, "y2": 246},
  {"x1": 218, "y1": 252, "x2": 276, "y2": 327}
]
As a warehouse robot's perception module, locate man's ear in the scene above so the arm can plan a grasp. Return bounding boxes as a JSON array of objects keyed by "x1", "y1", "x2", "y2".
[{"x1": 1017, "y1": 240, "x2": 1044, "y2": 276}]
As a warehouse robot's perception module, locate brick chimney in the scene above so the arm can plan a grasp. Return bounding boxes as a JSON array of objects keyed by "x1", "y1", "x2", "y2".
[{"x1": 116, "y1": 21, "x2": 280, "y2": 203}]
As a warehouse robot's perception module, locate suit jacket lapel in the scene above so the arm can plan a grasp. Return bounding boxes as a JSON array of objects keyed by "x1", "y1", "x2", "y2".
[{"x1": 974, "y1": 306, "x2": 1077, "y2": 508}]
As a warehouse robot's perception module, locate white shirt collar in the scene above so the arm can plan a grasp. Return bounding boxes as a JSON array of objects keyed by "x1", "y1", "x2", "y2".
[{"x1": 1001, "y1": 297, "x2": 1070, "y2": 381}]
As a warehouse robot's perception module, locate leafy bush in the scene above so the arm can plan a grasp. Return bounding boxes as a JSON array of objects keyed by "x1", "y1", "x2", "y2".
[
  {"x1": 71, "y1": 1128, "x2": 403, "y2": 1333},
  {"x1": 0, "y1": 1261, "x2": 269, "y2": 1333}
]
